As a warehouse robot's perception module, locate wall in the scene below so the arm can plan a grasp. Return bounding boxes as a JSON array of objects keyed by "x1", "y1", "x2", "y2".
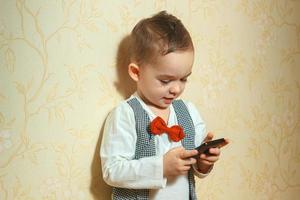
[{"x1": 0, "y1": 0, "x2": 300, "y2": 199}]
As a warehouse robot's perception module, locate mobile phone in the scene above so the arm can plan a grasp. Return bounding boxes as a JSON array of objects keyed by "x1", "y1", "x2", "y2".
[{"x1": 195, "y1": 138, "x2": 227, "y2": 155}]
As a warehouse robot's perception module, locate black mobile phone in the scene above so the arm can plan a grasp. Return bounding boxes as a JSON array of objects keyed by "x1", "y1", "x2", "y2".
[{"x1": 195, "y1": 138, "x2": 226, "y2": 155}]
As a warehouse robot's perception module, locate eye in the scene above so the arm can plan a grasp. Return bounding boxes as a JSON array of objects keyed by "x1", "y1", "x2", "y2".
[
  {"x1": 181, "y1": 78, "x2": 188, "y2": 83},
  {"x1": 160, "y1": 80, "x2": 171, "y2": 84}
]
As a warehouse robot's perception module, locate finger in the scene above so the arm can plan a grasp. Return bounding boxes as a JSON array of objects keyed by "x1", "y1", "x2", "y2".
[
  {"x1": 179, "y1": 166, "x2": 191, "y2": 175},
  {"x1": 208, "y1": 147, "x2": 221, "y2": 156},
  {"x1": 198, "y1": 159, "x2": 215, "y2": 166},
  {"x1": 171, "y1": 146, "x2": 185, "y2": 156},
  {"x1": 223, "y1": 138, "x2": 230, "y2": 147},
  {"x1": 203, "y1": 132, "x2": 214, "y2": 142},
  {"x1": 183, "y1": 157, "x2": 197, "y2": 165},
  {"x1": 200, "y1": 153, "x2": 219, "y2": 163},
  {"x1": 180, "y1": 149, "x2": 198, "y2": 159},
  {"x1": 181, "y1": 165, "x2": 191, "y2": 171}
]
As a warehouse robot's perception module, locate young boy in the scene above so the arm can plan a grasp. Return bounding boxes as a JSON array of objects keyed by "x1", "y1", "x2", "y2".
[{"x1": 100, "y1": 11, "x2": 229, "y2": 200}]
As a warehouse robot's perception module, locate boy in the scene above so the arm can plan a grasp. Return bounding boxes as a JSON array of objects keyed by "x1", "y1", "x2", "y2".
[{"x1": 100, "y1": 11, "x2": 229, "y2": 200}]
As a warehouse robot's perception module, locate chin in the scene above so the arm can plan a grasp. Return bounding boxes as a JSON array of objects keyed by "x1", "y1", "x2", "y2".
[
  {"x1": 148, "y1": 102, "x2": 167, "y2": 109},
  {"x1": 146, "y1": 99, "x2": 170, "y2": 109},
  {"x1": 157, "y1": 103, "x2": 170, "y2": 109}
]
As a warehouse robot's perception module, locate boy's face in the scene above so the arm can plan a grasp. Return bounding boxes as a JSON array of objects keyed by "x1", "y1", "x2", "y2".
[{"x1": 134, "y1": 50, "x2": 194, "y2": 110}]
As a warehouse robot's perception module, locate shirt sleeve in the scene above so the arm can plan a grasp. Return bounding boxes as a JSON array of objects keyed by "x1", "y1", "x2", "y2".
[
  {"x1": 100, "y1": 101, "x2": 166, "y2": 189},
  {"x1": 185, "y1": 101, "x2": 212, "y2": 178}
]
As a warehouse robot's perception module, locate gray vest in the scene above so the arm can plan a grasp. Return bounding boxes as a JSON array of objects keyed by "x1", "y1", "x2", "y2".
[{"x1": 112, "y1": 98, "x2": 197, "y2": 200}]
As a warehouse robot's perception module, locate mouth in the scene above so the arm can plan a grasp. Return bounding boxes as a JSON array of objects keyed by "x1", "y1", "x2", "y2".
[{"x1": 163, "y1": 97, "x2": 174, "y2": 104}]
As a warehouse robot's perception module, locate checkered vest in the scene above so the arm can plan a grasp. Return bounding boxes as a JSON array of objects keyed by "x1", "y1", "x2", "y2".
[{"x1": 112, "y1": 98, "x2": 197, "y2": 200}]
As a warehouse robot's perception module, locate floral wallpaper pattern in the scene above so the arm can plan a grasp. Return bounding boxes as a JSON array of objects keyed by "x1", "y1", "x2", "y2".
[{"x1": 0, "y1": 0, "x2": 299, "y2": 199}]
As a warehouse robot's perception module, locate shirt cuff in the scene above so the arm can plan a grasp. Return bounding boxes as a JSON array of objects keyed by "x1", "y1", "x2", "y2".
[
  {"x1": 157, "y1": 155, "x2": 167, "y2": 188},
  {"x1": 140, "y1": 155, "x2": 167, "y2": 188},
  {"x1": 192, "y1": 163, "x2": 213, "y2": 178}
]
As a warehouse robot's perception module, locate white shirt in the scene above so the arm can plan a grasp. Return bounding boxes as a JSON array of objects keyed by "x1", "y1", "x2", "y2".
[{"x1": 100, "y1": 94, "x2": 208, "y2": 200}]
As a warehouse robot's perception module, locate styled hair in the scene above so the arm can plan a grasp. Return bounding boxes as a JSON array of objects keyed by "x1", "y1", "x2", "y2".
[{"x1": 130, "y1": 11, "x2": 194, "y2": 65}]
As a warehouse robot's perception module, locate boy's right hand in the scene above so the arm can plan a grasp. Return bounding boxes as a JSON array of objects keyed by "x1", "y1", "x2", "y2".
[{"x1": 163, "y1": 147, "x2": 198, "y2": 177}]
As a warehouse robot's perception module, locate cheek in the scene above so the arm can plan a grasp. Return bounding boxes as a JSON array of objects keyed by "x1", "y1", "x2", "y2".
[
  {"x1": 150, "y1": 85, "x2": 166, "y2": 97},
  {"x1": 180, "y1": 83, "x2": 186, "y2": 91},
  {"x1": 177, "y1": 83, "x2": 186, "y2": 95}
]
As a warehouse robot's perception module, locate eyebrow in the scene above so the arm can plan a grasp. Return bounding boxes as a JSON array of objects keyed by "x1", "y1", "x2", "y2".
[{"x1": 157, "y1": 72, "x2": 192, "y2": 79}]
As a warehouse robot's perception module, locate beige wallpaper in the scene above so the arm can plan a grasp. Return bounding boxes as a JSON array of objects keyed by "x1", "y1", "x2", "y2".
[{"x1": 1, "y1": 0, "x2": 300, "y2": 199}]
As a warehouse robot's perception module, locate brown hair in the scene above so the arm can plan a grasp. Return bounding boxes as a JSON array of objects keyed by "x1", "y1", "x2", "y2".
[{"x1": 130, "y1": 11, "x2": 194, "y2": 65}]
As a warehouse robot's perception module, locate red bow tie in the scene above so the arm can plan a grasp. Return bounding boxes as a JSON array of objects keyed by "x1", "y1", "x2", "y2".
[{"x1": 150, "y1": 117, "x2": 185, "y2": 142}]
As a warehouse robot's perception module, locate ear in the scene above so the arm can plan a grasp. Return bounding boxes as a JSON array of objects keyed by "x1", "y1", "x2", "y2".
[{"x1": 128, "y1": 63, "x2": 140, "y2": 82}]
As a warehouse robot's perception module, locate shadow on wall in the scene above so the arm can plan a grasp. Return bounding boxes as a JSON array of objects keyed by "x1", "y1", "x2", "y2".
[
  {"x1": 114, "y1": 34, "x2": 136, "y2": 99},
  {"x1": 90, "y1": 35, "x2": 135, "y2": 199}
]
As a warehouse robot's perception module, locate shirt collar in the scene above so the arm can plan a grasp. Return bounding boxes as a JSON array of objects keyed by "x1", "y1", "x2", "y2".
[{"x1": 130, "y1": 93, "x2": 176, "y2": 125}]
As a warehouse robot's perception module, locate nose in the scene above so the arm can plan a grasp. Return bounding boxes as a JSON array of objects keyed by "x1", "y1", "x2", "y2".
[{"x1": 169, "y1": 83, "x2": 181, "y2": 95}]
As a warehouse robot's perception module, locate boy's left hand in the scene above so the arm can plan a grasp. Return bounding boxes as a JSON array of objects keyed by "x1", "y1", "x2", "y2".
[{"x1": 196, "y1": 132, "x2": 229, "y2": 173}]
